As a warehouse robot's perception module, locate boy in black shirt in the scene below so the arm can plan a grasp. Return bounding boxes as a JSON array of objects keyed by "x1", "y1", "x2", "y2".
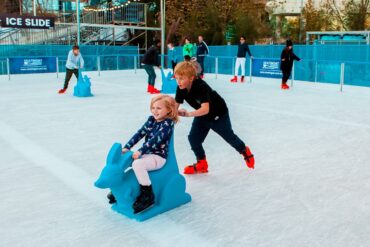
[{"x1": 174, "y1": 61, "x2": 255, "y2": 174}]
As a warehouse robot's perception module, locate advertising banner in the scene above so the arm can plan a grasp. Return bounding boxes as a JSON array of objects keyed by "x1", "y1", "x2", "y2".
[
  {"x1": 252, "y1": 58, "x2": 282, "y2": 79},
  {"x1": 9, "y1": 57, "x2": 57, "y2": 74}
]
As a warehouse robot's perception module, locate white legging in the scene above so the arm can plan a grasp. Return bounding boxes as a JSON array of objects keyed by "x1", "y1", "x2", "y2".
[
  {"x1": 234, "y1": 57, "x2": 246, "y2": 76},
  {"x1": 132, "y1": 154, "x2": 166, "y2": 186}
]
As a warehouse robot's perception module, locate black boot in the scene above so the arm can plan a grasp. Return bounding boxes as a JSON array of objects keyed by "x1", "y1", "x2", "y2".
[
  {"x1": 133, "y1": 185, "x2": 155, "y2": 214},
  {"x1": 107, "y1": 191, "x2": 116, "y2": 204}
]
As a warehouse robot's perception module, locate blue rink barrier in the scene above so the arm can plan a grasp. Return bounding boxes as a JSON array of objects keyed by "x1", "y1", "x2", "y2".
[{"x1": 1, "y1": 54, "x2": 369, "y2": 89}]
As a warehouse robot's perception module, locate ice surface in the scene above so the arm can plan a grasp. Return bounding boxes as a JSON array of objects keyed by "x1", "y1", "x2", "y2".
[{"x1": 1, "y1": 70, "x2": 370, "y2": 247}]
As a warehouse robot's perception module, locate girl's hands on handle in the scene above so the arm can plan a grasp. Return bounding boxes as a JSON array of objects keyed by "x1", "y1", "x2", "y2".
[
  {"x1": 122, "y1": 148, "x2": 129, "y2": 153},
  {"x1": 132, "y1": 151, "x2": 142, "y2": 160}
]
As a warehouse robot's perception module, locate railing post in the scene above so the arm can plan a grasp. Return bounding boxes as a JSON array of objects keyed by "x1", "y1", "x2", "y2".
[
  {"x1": 134, "y1": 56, "x2": 137, "y2": 74},
  {"x1": 340, "y1": 62, "x2": 345, "y2": 92},
  {"x1": 116, "y1": 56, "x2": 119, "y2": 70},
  {"x1": 98, "y1": 56, "x2": 101, "y2": 76},
  {"x1": 7, "y1": 58, "x2": 10, "y2": 81},
  {"x1": 56, "y1": 56, "x2": 59, "y2": 78},
  {"x1": 249, "y1": 57, "x2": 252, "y2": 83},
  {"x1": 215, "y1": 57, "x2": 218, "y2": 79},
  {"x1": 291, "y1": 62, "x2": 295, "y2": 87},
  {"x1": 314, "y1": 61, "x2": 318, "y2": 83},
  {"x1": 232, "y1": 58, "x2": 235, "y2": 76}
]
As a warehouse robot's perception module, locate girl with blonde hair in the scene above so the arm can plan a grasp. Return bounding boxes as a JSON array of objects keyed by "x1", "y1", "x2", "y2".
[{"x1": 108, "y1": 94, "x2": 178, "y2": 214}]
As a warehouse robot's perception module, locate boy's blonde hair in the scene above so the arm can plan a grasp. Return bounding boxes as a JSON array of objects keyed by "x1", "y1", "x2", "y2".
[
  {"x1": 174, "y1": 61, "x2": 197, "y2": 78},
  {"x1": 150, "y1": 94, "x2": 179, "y2": 123}
]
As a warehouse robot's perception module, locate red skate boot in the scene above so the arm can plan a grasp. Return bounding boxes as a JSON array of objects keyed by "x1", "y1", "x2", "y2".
[
  {"x1": 148, "y1": 85, "x2": 160, "y2": 94},
  {"x1": 58, "y1": 88, "x2": 67, "y2": 94},
  {"x1": 281, "y1": 83, "x2": 290, "y2": 90},
  {"x1": 230, "y1": 76, "x2": 237, "y2": 83},
  {"x1": 242, "y1": 146, "x2": 255, "y2": 169},
  {"x1": 184, "y1": 159, "x2": 208, "y2": 174}
]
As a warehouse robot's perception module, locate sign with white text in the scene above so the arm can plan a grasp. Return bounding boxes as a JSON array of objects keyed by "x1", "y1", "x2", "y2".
[
  {"x1": 9, "y1": 57, "x2": 57, "y2": 74},
  {"x1": 0, "y1": 15, "x2": 55, "y2": 29},
  {"x1": 252, "y1": 58, "x2": 283, "y2": 78}
]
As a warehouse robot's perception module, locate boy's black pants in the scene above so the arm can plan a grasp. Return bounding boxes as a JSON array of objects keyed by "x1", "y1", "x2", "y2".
[
  {"x1": 282, "y1": 69, "x2": 291, "y2": 83},
  {"x1": 143, "y1": 64, "x2": 156, "y2": 86},
  {"x1": 64, "y1": 68, "x2": 79, "y2": 89},
  {"x1": 197, "y1": 56, "x2": 205, "y2": 76},
  {"x1": 188, "y1": 113, "x2": 246, "y2": 160},
  {"x1": 171, "y1": 61, "x2": 177, "y2": 72}
]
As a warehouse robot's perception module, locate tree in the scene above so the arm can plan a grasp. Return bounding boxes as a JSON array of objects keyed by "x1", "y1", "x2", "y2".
[
  {"x1": 315, "y1": 0, "x2": 370, "y2": 31},
  {"x1": 302, "y1": 0, "x2": 336, "y2": 41},
  {"x1": 0, "y1": 0, "x2": 21, "y2": 14},
  {"x1": 343, "y1": 0, "x2": 370, "y2": 30},
  {"x1": 164, "y1": 0, "x2": 269, "y2": 45}
]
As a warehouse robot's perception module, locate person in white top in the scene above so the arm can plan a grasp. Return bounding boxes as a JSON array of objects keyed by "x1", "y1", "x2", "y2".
[{"x1": 58, "y1": 45, "x2": 84, "y2": 94}]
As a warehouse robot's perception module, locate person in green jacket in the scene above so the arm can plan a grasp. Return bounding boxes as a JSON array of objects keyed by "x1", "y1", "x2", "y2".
[{"x1": 183, "y1": 37, "x2": 194, "y2": 61}]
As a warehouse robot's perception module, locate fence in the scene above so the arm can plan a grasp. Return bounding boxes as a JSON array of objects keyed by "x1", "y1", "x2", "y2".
[
  {"x1": 1, "y1": 54, "x2": 369, "y2": 89},
  {"x1": 1, "y1": 44, "x2": 369, "y2": 89}
]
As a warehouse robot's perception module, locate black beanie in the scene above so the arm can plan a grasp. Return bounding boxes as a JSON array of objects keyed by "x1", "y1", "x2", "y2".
[{"x1": 286, "y1": 40, "x2": 293, "y2": 47}]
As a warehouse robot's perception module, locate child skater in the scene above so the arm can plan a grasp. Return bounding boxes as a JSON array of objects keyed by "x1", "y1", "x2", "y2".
[
  {"x1": 174, "y1": 61, "x2": 255, "y2": 174},
  {"x1": 108, "y1": 94, "x2": 178, "y2": 214},
  {"x1": 58, "y1": 45, "x2": 84, "y2": 94},
  {"x1": 167, "y1": 42, "x2": 177, "y2": 73},
  {"x1": 280, "y1": 39, "x2": 300, "y2": 90},
  {"x1": 183, "y1": 37, "x2": 194, "y2": 61},
  {"x1": 230, "y1": 36, "x2": 252, "y2": 83},
  {"x1": 142, "y1": 39, "x2": 162, "y2": 94}
]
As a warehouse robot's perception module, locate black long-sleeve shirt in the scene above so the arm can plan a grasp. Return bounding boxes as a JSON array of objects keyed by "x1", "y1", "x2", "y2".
[
  {"x1": 237, "y1": 43, "x2": 252, "y2": 58},
  {"x1": 196, "y1": 41, "x2": 209, "y2": 57},
  {"x1": 280, "y1": 48, "x2": 300, "y2": 72},
  {"x1": 142, "y1": 46, "x2": 160, "y2": 66}
]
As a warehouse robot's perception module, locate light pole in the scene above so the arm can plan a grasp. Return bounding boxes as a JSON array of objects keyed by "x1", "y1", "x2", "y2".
[
  {"x1": 33, "y1": 0, "x2": 36, "y2": 16},
  {"x1": 299, "y1": 0, "x2": 304, "y2": 42},
  {"x1": 76, "y1": 0, "x2": 80, "y2": 45},
  {"x1": 160, "y1": 0, "x2": 165, "y2": 67}
]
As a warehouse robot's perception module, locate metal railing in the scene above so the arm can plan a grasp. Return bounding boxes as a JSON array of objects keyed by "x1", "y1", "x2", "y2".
[
  {"x1": 0, "y1": 3, "x2": 146, "y2": 45},
  {"x1": 76, "y1": 3, "x2": 146, "y2": 26},
  {"x1": 1, "y1": 54, "x2": 369, "y2": 89}
]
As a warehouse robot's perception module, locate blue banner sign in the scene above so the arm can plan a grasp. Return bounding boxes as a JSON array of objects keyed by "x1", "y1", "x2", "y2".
[
  {"x1": 252, "y1": 58, "x2": 282, "y2": 78},
  {"x1": 9, "y1": 57, "x2": 57, "y2": 74}
]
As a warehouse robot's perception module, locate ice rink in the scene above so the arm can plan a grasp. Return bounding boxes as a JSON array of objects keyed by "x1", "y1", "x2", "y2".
[{"x1": 1, "y1": 69, "x2": 370, "y2": 247}]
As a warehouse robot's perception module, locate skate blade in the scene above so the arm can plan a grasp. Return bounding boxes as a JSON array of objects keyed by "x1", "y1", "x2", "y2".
[{"x1": 133, "y1": 203, "x2": 154, "y2": 214}]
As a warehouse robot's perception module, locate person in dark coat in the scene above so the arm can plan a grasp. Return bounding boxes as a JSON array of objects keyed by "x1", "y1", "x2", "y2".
[
  {"x1": 280, "y1": 40, "x2": 300, "y2": 89},
  {"x1": 196, "y1": 35, "x2": 209, "y2": 79},
  {"x1": 142, "y1": 39, "x2": 162, "y2": 94}
]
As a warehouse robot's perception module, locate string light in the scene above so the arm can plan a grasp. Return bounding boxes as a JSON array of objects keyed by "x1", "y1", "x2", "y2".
[{"x1": 83, "y1": 0, "x2": 141, "y2": 12}]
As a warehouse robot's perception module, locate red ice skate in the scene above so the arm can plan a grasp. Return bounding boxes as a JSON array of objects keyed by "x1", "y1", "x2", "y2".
[
  {"x1": 184, "y1": 159, "x2": 208, "y2": 174},
  {"x1": 243, "y1": 146, "x2": 255, "y2": 169},
  {"x1": 148, "y1": 85, "x2": 160, "y2": 94},
  {"x1": 230, "y1": 76, "x2": 237, "y2": 83},
  {"x1": 58, "y1": 88, "x2": 67, "y2": 94},
  {"x1": 281, "y1": 83, "x2": 290, "y2": 90}
]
